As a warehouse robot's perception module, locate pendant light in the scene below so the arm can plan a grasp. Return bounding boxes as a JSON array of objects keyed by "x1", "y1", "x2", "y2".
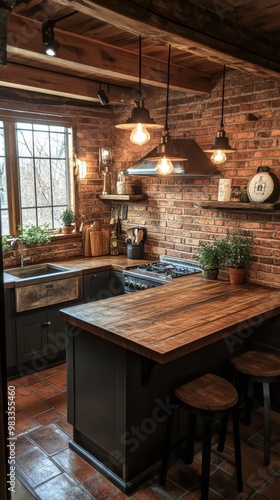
[
  {"x1": 115, "y1": 36, "x2": 163, "y2": 145},
  {"x1": 205, "y1": 65, "x2": 236, "y2": 164},
  {"x1": 146, "y1": 45, "x2": 187, "y2": 175}
]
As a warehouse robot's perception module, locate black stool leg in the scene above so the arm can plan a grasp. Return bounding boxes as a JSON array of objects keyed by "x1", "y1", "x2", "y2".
[
  {"x1": 160, "y1": 411, "x2": 174, "y2": 485},
  {"x1": 186, "y1": 412, "x2": 196, "y2": 464},
  {"x1": 244, "y1": 380, "x2": 254, "y2": 425},
  {"x1": 232, "y1": 406, "x2": 243, "y2": 492},
  {"x1": 201, "y1": 414, "x2": 212, "y2": 500},
  {"x1": 217, "y1": 414, "x2": 228, "y2": 452},
  {"x1": 263, "y1": 381, "x2": 271, "y2": 466}
]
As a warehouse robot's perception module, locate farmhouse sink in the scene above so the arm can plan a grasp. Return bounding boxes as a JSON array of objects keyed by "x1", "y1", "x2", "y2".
[
  {"x1": 5, "y1": 263, "x2": 83, "y2": 312},
  {"x1": 6, "y1": 263, "x2": 72, "y2": 279}
]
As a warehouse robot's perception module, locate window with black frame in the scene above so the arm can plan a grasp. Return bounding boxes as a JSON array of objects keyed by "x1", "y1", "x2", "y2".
[{"x1": 0, "y1": 119, "x2": 74, "y2": 238}]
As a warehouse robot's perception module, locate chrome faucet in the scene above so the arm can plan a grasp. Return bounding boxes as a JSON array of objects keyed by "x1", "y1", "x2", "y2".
[{"x1": 10, "y1": 237, "x2": 31, "y2": 267}]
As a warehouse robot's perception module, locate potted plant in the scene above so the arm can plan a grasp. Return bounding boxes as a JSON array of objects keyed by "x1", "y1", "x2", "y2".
[
  {"x1": 193, "y1": 239, "x2": 227, "y2": 280},
  {"x1": 2, "y1": 235, "x2": 9, "y2": 253},
  {"x1": 224, "y1": 228, "x2": 254, "y2": 284},
  {"x1": 60, "y1": 207, "x2": 76, "y2": 234},
  {"x1": 18, "y1": 223, "x2": 51, "y2": 245}
]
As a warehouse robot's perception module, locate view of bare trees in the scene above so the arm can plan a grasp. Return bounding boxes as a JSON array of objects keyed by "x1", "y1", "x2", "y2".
[{"x1": 0, "y1": 122, "x2": 71, "y2": 236}]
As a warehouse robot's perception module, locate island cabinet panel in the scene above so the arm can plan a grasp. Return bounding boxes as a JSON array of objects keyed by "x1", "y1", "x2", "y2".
[
  {"x1": 4, "y1": 289, "x2": 16, "y2": 370},
  {"x1": 66, "y1": 324, "x2": 236, "y2": 492}
]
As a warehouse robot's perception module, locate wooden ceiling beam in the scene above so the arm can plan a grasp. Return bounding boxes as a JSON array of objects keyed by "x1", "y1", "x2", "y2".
[
  {"x1": 6, "y1": 14, "x2": 213, "y2": 94},
  {"x1": 0, "y1": 62, "x2": 133, "y2": 104},
  {"x1": 52, "y1": 0, "x2": 280, "y2": 79}
]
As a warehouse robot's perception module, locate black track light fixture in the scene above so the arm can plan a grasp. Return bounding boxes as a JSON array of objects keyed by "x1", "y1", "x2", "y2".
[
  {"x1": 205, "y1": 65, "x2": 236, "y2": 164},
  {"x1": 97, "y1": 84, "x2": 110, "y2": 105},
  {"x1": 42, "y1": 21, "x2": 59, "y2": 57}
]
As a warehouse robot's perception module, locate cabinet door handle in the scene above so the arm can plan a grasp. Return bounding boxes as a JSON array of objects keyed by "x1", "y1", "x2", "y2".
[
  {"x1": 90, "y1": 274, "x2": 98, "y2": 279},
  {"x1": 41, "y1": 321, "x2": 51, "y2": 328}
]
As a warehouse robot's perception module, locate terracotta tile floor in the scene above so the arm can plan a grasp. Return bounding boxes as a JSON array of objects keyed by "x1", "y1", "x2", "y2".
[{"x1": 9, "y1": 364, "x2": 280, "y2": 499}]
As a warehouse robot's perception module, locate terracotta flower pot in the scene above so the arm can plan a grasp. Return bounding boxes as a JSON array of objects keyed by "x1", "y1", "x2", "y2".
[
  {"x1": 228, "y1": 267, "x2": 247, "y2": 285},
  {"x1": 202, "y1": 268, "x2": 219, "y2": 280},
  {"x1": 61, "y1": 225, "x2": 75, "y2": 234}
]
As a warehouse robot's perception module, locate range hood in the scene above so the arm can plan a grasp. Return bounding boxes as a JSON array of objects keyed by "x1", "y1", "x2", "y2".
[{"x1": 123, "y1": 139, "x2": 220, "y2": 177}]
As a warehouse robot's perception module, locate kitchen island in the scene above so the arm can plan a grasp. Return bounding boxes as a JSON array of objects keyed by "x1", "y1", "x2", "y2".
[{"x1": 60, "y1": 276, "x2": 280, "y2": 492}]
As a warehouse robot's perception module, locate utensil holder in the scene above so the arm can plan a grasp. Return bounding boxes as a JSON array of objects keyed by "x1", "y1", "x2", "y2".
[{"x1": 127, "y1": 243, "x2": 144, "y2": 259}]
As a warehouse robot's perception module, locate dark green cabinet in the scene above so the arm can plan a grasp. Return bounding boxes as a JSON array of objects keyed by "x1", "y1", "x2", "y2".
[
  {"x1": 16, "y1": 306, "x2": 67, "y2": 366},
  {"x1": 6, "y1": 296, "x2": 82, "y2": 377},
  {"x1": 5, "y1": 267, "x2": 124, "y2": 377},
  {"x1": 4, "y1": 289, "x2": 16, "y2": 370},
  {"x1": 83, "y1": 270, "x2": 124, "y2": 303},
  {"x1": 110, "y1": 271, "x2": 124, "y2": 297}
]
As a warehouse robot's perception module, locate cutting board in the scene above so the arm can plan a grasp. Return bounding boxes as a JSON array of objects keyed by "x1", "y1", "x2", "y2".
[
  {"x1": 90, "y1": 228, "x2": 110, "y2": 256},
  {"x1": 83, "y1": 221, "x2": 100, "y2": 256}
]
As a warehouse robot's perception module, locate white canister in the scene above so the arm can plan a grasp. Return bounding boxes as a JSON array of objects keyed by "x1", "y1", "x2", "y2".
[{"x1": 218, "y1": 179, "x2": 232, "y2": 202}]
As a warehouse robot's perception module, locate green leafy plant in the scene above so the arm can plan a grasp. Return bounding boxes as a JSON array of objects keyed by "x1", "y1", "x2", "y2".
[
  {"x1": 2, "y1": 235, "x2": 9, "y2": 252},
  {"x1": 224, "y1": 229, "x2": 253, "y2": 269},
  {"x1": 18, "y1": 223, "x2": 51, "y2": 245},
  {"x1": 193, "y1": 239, "x2": 228, "y2": 270},
  {"x1": 60, "y1": 207, "x2": 76, "y2": 226}
]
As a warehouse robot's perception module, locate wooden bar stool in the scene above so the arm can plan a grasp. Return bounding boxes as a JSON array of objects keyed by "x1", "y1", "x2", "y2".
[
  {"x1": 160, "y1": 373, "x2": 243, "y2": 500},
  {"x1": 230, "y1": 350, "x2": 280, "y2": 466}
]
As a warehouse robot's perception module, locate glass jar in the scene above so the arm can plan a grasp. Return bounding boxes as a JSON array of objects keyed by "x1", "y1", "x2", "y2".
[
  {"x1": 231, "y1": 186, "x2": 241, "y2": 202},
  {"x1": 110, "y1": 231, "x2": 119, "y2": 255},
  {"x1": 240, "y1": 186, "x2": 249, "y2": 203}
]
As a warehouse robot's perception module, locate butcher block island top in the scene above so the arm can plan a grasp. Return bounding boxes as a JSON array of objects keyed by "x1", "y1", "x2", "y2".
[{"x1": 60, "y1": 276, "x2": 280, "y2": 364}]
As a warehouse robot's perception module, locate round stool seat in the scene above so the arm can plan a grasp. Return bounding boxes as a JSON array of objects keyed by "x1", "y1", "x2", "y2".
[
  {"x1": 161, "y1": 373, "x2": 243, "y2": 497},
  {"x1": 231, "y1": 351, "x2": 280, "y2": 378},
  {"x1": 175, "y1": 373, "x2": 238, "y2": 412}
]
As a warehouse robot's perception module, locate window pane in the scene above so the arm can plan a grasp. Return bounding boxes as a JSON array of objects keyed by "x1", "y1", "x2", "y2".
[
  {"x1": 50, "y1": 132, "x2": 66, "y2": 158},
  {"x1": 16, "y1": 123, "x2": 72, "y2": 229},
  {"x1": 38, "y1": 207, "x2": 53, "y2": 227},
  {"x1": 19, "y1": 158, "x2": 35, "y2": 206},
  {"x1": 17, "y1": 122, "x2": 32, "y2": 129},
  {"x1": 17, "y1": 130, "x2": 33, "y2": 156},
  {"x1": 0, "y1": 121, "x2": 10, "y2": 235},
  {"x1": 34, "y1": 131, "x2": 50, "y2": 157},
  {"x1": 52, "y1": 159, "x2": 68, "y2": 205},
  {"x1": 22, "y1": 208, "x2": 36, "y2": 227},
  {"x1": 33, "y1": 124, "x2": 48, "y2": 131},
  {"x1": 36, "y1": 159, "x2": 52, "y2": 206}
]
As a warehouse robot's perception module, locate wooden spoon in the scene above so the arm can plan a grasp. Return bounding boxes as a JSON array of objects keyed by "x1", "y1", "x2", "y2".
[{"x1": 136, "y1": 229, "x2": 144, "y2": 245}]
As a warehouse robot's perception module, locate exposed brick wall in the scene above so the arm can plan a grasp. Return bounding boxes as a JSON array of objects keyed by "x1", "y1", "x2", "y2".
[
  {"x1": 1, "y1": 100, "x2": 113, "y2": 265},
  {"x1": 113, "y1": 70, "x2": 280, "y2": 289},
  {"x1": 2, "y1": 69, "x2": 280, "y2": 288}
]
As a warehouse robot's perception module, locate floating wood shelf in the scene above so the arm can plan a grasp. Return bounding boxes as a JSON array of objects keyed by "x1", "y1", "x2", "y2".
[
  {"x1": 98, "y1": 194, "x2": 147, "y2": 202},
  {"x1": 196, "y1": 201, "x2": 280, "y2": 212}
]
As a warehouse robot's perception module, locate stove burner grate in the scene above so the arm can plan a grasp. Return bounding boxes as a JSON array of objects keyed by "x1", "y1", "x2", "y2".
[{"x1": 136, "y1": 261, "x2": 200, "y2": 278}]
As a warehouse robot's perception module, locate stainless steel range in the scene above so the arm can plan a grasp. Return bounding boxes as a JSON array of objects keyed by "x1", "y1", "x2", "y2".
[{"x1": 123, "y1": 256, "x2": 201, "y2": 293}]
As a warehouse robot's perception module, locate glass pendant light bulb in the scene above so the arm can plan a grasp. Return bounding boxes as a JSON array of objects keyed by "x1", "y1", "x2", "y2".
[
  {"x1": 155, "y1": 157, "x2": 174, "y2": 175},
  {"x1": 211, "y1": 149, "x2": 227, "y2": 165},
  {"x1": 130, "y1": 123, "x2": 150, "y2": 146}
]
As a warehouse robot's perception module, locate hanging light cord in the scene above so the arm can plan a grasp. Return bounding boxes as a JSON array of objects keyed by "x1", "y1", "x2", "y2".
[
  {"x1": 165, "y1": 45, "x2": 171, "y2": 132},
  {"x1": 138, "y1": 36, "x2": 142, "y2": 97},
  {"x1": 220, "y1": 64, "x2": 226, "y2": 129}
]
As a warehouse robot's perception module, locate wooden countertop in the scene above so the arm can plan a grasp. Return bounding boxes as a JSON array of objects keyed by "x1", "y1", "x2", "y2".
[
  {"x1": 60, "y1": 276, "x2": 280, "y2": 364},
  {"x1": 3, "y1": 255, "x2": 154, "y2": 288}
]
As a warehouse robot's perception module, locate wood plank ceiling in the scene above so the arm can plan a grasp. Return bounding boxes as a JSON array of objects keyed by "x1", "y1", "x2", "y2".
[{"x1": 1, "y1": 0, "x2": 280, "y2": 106}]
